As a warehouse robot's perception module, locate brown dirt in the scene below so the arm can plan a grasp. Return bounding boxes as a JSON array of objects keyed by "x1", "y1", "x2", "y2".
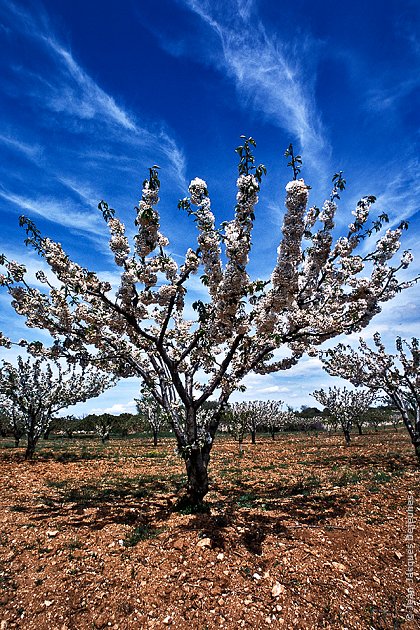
[{"x1": 0, "y1": 430, "x2": 418, "y2": 629}]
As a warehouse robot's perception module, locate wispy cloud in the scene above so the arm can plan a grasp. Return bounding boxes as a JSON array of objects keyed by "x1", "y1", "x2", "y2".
[
  {"x1": 181, "y1": 0, "x2": 329, "y2": 175},
  {"x1": 43, "y1": 37, "x2": 136, "y2": 131},
  {"x1": 373, "y1": 159, "x2": 420, "y2": 227},
  {"x1": 367, "y1": 78, "x2": 420, "y2": 113},
  {"x1": 0, "y1": 133, "x2": 42, "y2": 160},
  {"x1": 0, "y1": 0, "x2": 188, "y2": 226},
  {"x1": 0, "y1": 189, "x2": 104, "y2": 235}
]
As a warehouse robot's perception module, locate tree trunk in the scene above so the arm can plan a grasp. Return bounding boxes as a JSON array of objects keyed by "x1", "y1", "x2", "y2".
[
  {"x1": 414, "y1": 440, "x2": 420, "y2": 463},
  {"x1": 43, "y1": 427, "x2": 51, "y2": 440},
  {"x1": 238, "y1": 435, "x2": 243, "y2": 456},
  {"x1": 14, "y1": 437, "x2": 20, "y2": 448},
  {"x1": 356, "y1": 423, "x2": 363, "y2": 436},
  {"x1": 271, "y1": 428, "x2": 275, "y2": 440},
  {"x1": 185, "y1": 448, "x2": 209, "y2": 506},
  {"x1": 101, "y1": 432, "x2": 110, "y2": 444},
  {"x1": 344, "y1": 428, "x2": 351, "y2": 446},
  {"x1": 25, "y1": 433, "x2": 38, "y2": 460},
  {"x1": 153, "y1": 428, "x2": 158, "y2": 447},
  {"x1": 392, "y1": 399, "x2": 420, "y2": 465},
  {"x1": 251, "y1": 430, "x2": 256, "y2": 444}
]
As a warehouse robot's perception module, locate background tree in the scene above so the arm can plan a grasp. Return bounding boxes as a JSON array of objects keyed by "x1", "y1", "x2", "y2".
[
  {"x1": 57, "y1": 415, "x2": 78, "y2": 439},
  {"x1": 136, "y1": 390, "x2": 169, "y2": 446},
  {"x1": 0, "y1": 397, "x2": 26, "y2": 446},
  {"x1": 0, "y1": 138, "x2": 416, "y2": 506},
  {"x1": 94, "y1": 414, "x2": 115, "y2": 443},
  {"x1": 264, "y1": 401, "x2": 287, "y2": 439},
  {"x1": 0, "y1": 357, "x2": 115, "y2": 459},
  {"x1": 82, "y1": 413, "x2": 118, "y2": 443},
  {"x1": 0, "y1": 407, "x2": 9, "y2": 438},
  {"x1": 322, "y1": 335, "x2": 420, "y2": 461},
  {"x1": 312, "y1": 387, "x2": 376, "y2": 446},
  {"x1": 226, "y1": 402, "x2": 250, "y2": 455}
]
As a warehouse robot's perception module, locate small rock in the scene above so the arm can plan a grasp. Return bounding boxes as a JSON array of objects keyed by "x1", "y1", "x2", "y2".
[
  {"x1": 196, "y1": 537, "x2": 211, "y2": 548},
  {"x1": 163, "y1": 616, "x2": 172, "y2": 625},
  {"x1": 394, "y1": 551, "x2": 402, "y2": 560},
  {"x1": 173, "y1": 538, "x2": 184, "y2": 550},
  {"x1": 253, "y1": 573, "x2": 261, "y2": 581},
  {"x1": 44, "y1": 600, "x2": 54, "y2": 607},
  {"x1": 272, "y1": 582, "x2": 285, "y2": 598},
  {"x1": 94, "y1": 615, "x2": 108, "y2": 629},
  {"x1": 332, "y1": 562, "x2": 346, "y2": 572},
  {"x1": 47, "y1": 530, "x2": 59, "y2": 538},
  {"x1": 216, "y1": 553, "x2": 224, "y2": 560}
]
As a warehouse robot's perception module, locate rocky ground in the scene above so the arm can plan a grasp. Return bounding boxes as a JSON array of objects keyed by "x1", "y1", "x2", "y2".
[{"x1": 0, "y1": 430, "x2": 418, "y2": 629}]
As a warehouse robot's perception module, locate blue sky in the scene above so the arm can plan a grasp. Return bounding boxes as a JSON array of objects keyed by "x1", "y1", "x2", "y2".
[{"x1": 0, "y1": 0, "x2": 419, "y2": 415}]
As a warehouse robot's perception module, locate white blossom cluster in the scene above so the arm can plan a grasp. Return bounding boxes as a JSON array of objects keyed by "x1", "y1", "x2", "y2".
[
  {"x1": 134, "y1": 180, "x2": 161, "y2": 258},
  {"x1": 188, "y1": 177, "x2": 223, "y2": 299}
]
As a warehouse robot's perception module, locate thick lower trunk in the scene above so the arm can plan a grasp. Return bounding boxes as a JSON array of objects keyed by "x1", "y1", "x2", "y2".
[
  {"x1": 43, "y1": 428, "x2": 51, "y2": 440},
  {"x1": 356, "y1": 424, "x2": 363, "y2": 436},
  {"x1": 344, "y1": 429, "x2": 351, "y2": 446},
  {"x1": 101, "y1": 433, "x2": 109, "y2": 444},
  {"x1": 153, "y1": 429, "x2": 158, "y2": 447},
  {"x1": 14, "y1": 437, "x2": 20, "y2": 448},
  {"x1": 395, "y1": 401, "x2": 420, "y2": 464},
  {"x1": 415, "y1": 441, "x2": 420, "y2": 463},
  {"x1": 251, "y1": 430, "x2": 256, "y2": 445},
  {"x1": 271, "y1": 429, "x2": 275, "y2": 440},
  {"x1": 25, "y1": 434, "x2": 38, "y2": 460},
  {"x1": 185, "y1": 449, "x2": 209, "y2": 506}
]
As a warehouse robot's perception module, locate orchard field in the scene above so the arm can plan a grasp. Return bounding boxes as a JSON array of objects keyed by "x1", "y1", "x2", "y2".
[{"x1": 0, "y1": 430, "x2": 418, "y2": 629}]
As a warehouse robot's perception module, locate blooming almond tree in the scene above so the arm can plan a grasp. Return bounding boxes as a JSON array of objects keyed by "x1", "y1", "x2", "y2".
[
  {"x1": 0, "y1": 137, "x2": 416, "y2": 505},
  {"x1": 321, "y1": 335, "x2": 420, "y2": 461},
  {"x1": 136, "y1": 390, "x2": 169, "y2": 446},
  {"x1": 0, "y1": 396, "x2": 26, "y2": 447},
  {"x1": 311, "y1": 386, "x2": 376, "y2": 446},
  {"x1": 0, "y1": 356, "x2": 115, "y2": 459},
  {"x1": 231, "y1": 400, "x2": 272, "y2": 444},
  {"x1": 234, "y1": 399, "x2": 287, "y2": 443},
  {"x1": 263, "y1": 401, "x2": 288, "y2": 440}
]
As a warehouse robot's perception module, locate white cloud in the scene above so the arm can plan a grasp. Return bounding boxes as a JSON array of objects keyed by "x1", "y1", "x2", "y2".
[
  {"x1": 182, "y1": 0, "x2": 329, "y2": 176},
  {"x1": 0, "y1": 189, "x2": 105, "y2": 235},
  {"x1": 0, "y1": 0, "x2": 188, "y2": 197},
  {"x1": 0, "y1": 133, "x2": 42, "y2": 160}
]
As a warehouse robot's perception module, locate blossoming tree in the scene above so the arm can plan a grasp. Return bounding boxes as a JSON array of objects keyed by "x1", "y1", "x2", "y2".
[
  {"x1": 0, "y1": 137, "x2": 416, "y2": 504},
  {"x1": 225, "y1": 402, "x2": 250, "y2": 454},
  {"x1": 0, "y1": 356, "x2": 115, "y2": 459},
  {"x1": 321, "y1": 335, "x2": 420, "y2": 461},
  {"x1": 0, "y1": 396, "x2": 26, "y2": 447},
  {"x1": 136, "y1": 390, "x2": 169, "y2": 446},
  {"x1": 311, "y1": 386, "x2": 376, "y2": 445},
  {"x1": 229, "y1": 399, "x2": 288, "y2": 443}
]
